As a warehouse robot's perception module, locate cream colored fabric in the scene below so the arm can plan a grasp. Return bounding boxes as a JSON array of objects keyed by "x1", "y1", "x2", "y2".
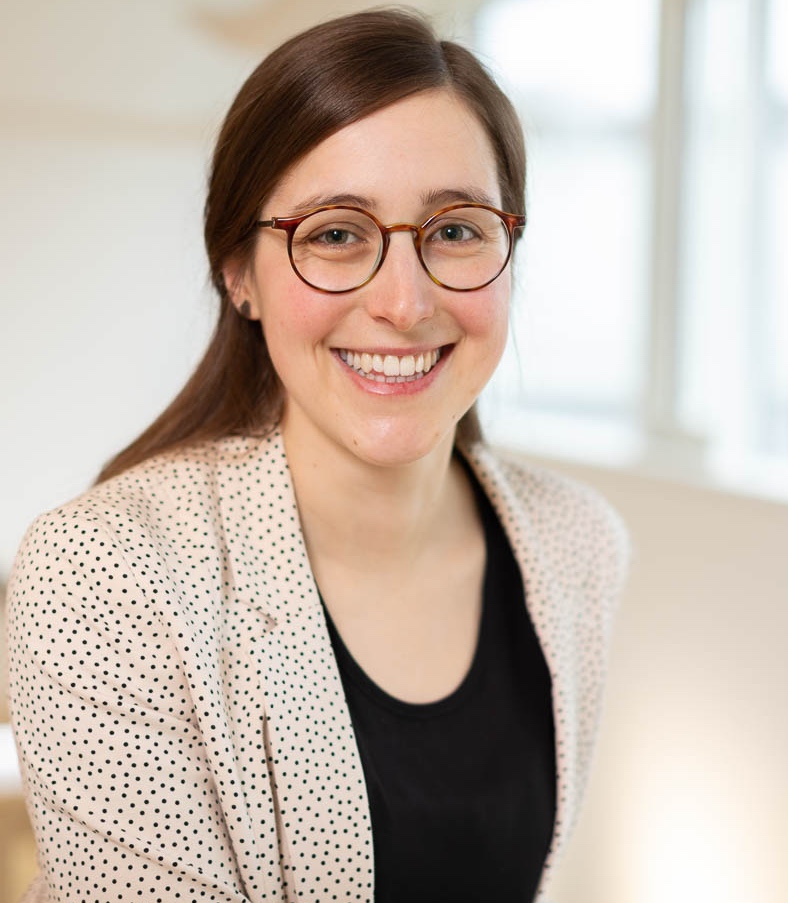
[{"x1": 8, "y1": 432, "x2": 628, "y2": 902}]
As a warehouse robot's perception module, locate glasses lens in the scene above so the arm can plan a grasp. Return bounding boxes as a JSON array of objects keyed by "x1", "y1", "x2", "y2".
[
  {"x1": 290, "y1": 209, "x2": 383, "y2": 292},
  {"x1": 421, "y1": 207, "x2": 511, "y2": 290}
]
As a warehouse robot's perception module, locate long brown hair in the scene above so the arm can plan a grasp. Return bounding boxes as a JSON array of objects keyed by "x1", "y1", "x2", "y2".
[{"x1": 98, "y1": 7, "x2": 526, "y2": 482}]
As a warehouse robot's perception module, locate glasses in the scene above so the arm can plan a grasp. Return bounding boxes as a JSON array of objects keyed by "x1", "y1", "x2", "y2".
[{"x1": 256, "y1": 203, "x2": 525, "y2": 294}]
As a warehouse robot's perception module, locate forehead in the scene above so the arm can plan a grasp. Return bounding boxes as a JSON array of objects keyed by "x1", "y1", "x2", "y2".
[{"x1": 265, "y1": 89, "x2": 502, "y2": 215}]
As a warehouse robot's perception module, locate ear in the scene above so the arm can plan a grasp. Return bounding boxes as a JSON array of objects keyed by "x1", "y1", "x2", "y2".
[{"x1": 222, "y1": 259, "x2": 261, "y2": 321}]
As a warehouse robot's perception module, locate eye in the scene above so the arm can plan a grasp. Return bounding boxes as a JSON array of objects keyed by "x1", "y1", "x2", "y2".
[
  {"x1": 310, "y1": 227, "x2": 362, "y2": 246},
  {"x1": 294, "y1": 211, "x2": 378, "y2": 254},
  {"x1": 434, "y1": 222, "x2": 478, "y2": 242},
  {"x1": 425, "y1": 218, "x2": 483, "y2": 245}
]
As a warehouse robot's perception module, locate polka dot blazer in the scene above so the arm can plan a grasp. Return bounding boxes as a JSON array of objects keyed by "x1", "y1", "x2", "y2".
[{"x1": 8, "y1": 431, "x2": 628, "y2": 903}]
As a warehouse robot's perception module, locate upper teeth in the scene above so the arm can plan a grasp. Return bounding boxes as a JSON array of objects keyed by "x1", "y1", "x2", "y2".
[{"x1": 339, "y1": 348, "x2": 441, "y2": 378}]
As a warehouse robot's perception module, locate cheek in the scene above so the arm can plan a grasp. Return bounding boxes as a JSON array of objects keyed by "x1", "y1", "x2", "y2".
[
  {"x1": 259, "y1": 280, "x2": 338, "y2": 348},
  {"x1": 458, "y1": 286, "x2": 510, "y2": 400},
  {"x1": 460, "y1": 283, "x2": 510, "y2": 350}
]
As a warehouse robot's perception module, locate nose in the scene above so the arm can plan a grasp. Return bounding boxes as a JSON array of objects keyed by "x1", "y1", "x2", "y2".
[{"x1": 362, "y1": 229, "x2": 436, "y2": 331}]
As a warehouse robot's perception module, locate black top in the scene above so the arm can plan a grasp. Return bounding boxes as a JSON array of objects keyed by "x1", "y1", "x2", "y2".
[{"x1": 322, "y1": 465, "x2": 556, "y2": 903}]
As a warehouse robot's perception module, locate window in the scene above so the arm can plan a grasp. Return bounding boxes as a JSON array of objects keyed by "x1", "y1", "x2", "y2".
[{"x1": 475, "y1": 0, "x2": 788, "y2": 499}]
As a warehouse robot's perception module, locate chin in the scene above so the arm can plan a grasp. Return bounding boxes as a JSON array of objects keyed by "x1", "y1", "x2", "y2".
[{"x1": 341, "y1": 418, "x2": 456, "y2": 470}]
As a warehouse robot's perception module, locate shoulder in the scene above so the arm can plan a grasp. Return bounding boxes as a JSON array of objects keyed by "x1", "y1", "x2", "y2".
[
  {"x1": 466, "y1": 442, "x2": 626, "y2": 535},
  {"x1": 7, "y1": 436, "x2": 271, "y2": 621},
  {"x1": 17, "y1": 434, "x2": 269, "y2": 542},
  {"x1": 88, "y1": 433, "x2": 266, "y2": 516},
  {"x1": 464, "y1": 442, "x2": 630, "y2": 586}
]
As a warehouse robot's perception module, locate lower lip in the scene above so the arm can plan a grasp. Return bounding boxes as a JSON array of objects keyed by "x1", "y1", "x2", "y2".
[{"x1": 333, "y1": 347, "x2": 452, "y2": 396}]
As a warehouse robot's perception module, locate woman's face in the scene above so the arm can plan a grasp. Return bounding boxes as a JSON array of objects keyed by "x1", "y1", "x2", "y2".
[{"x1": 230, "y1": 89, "x2": 511, "y2": 469}]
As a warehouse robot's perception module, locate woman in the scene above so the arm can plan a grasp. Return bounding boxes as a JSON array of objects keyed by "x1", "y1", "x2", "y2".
[{"x1": 8, "y1": 9, "x2": 628, "y2": 903}]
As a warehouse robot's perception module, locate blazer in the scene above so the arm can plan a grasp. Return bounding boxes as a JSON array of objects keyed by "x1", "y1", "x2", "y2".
[{"x1": 8, "y1": 431, "x2": 628, "y2": 903}]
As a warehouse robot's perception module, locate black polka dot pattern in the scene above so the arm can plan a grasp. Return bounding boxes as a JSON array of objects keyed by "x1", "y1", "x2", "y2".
[{"x1": 7, "y1": 431, "x2": 628, "y2": 902}]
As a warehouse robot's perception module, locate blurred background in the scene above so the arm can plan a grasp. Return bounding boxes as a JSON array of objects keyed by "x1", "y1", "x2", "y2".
[{"x1": 1, "y1": 1, "x2": 786, "y2": 901}]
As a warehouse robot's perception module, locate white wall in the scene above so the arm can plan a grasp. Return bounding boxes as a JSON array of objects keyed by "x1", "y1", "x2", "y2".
[{"x1": 0, "y1": 0, "x2": 259, "y2": 573}]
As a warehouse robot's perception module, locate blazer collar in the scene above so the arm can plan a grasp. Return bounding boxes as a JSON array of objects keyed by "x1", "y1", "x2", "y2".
[
  {"x1": 460, "y1": 441, "x2": 578, "y2": 888},
  {"x1": 215, "y1": 429, "x2": 319, "y2": 625},
  {"x1": 215, "y1": 430, "x2": 373, "y2": 900}
]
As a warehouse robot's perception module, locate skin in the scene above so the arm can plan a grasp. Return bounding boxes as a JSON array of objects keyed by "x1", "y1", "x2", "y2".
[{"x1": 224, "y1": 89, "x2": 513, "y2": 702}]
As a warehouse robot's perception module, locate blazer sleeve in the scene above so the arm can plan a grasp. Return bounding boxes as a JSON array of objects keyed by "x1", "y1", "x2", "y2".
[{"x1": 7, "y1": 504, "x2": 253, "y2": 903}]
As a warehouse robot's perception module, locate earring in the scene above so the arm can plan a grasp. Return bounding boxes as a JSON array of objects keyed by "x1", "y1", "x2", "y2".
[{"x1": 239, "y1": 300, "x2": 252, "y2": 319}]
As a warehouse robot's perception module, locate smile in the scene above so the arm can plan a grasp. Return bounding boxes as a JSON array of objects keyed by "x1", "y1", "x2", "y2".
[{"x1": 337, "y1": 348, "x2": 442, "y2": 383}]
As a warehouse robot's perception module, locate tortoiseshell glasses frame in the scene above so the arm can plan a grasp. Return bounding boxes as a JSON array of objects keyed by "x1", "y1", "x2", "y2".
[{"x1": 255, "y1": 202, "x2": 526, "y2": 294}]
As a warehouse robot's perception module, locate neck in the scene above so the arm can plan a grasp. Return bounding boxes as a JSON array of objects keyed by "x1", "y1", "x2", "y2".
[{"x1": 281, "y1": 420, "x2": 466, "y2": 573}]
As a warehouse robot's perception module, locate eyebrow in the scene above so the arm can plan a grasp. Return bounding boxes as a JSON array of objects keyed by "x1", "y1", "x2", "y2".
[
  {"x1": 283, "y1": 186, "x2": 498, "y2": 217},
  {"x1": 421, "y1": 187, "x2": 497, "y2": 208},
  {"x1": 287, "y1": 193, "x2": 372, "y2": 214}
]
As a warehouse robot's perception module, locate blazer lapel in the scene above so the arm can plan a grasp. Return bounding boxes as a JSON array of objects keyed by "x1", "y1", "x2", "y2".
[
  {"x1": 461, "y1": 442, "x2": 578, "y2": 885},
  {"x1": 216, "y1": 432, "x2": 373, "y2": 902}
]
